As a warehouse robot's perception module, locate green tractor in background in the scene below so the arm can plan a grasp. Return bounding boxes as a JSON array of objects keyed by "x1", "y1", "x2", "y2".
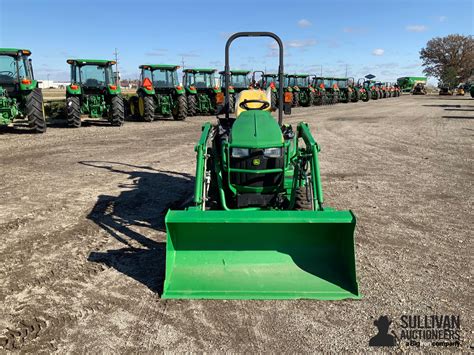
[
  {"x1": 311, "y1": 76, "x2": 328, "y2": 105},
  {"x1": 287, "y1": 74, "x2": 315, "y2": 107},
  {"x1": 66, "y1": 59, "x2": 124, "y2": 127},
  {"x1": 320, "y1": 77, "x2": 339, "y2": 104},
  {"x1": 356, "y1": 78, "x2": 370, "y2": 102},
  {"x1": 163, "y1": 32, "x2": 359, "y2": 300},
  {"x1": 336, "y1": 78, "x2": 354, "y2": 103},
  {"x1": 129, "y1": 64, "x2": 187, "y2": 121},
  {"x1": 363, "y1": 79, "x2": 380, "y2": 100},
  {"x1": 183, "y1": 68, "x2": 223, "y2": 116},
  {"x1": 219, "y1": 69, "x2": 251, "y2": 112},
  {"x1": 255, "y1": 72, "x2": 285, "y2": 110},
  {"x1": 0, "y1": 48, "x2": 46, "y2": 133}
]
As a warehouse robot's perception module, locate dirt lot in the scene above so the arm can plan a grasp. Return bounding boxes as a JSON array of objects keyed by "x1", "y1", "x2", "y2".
[{"x1": 0, "y1": 95, "x2": 472, "y2": 352}]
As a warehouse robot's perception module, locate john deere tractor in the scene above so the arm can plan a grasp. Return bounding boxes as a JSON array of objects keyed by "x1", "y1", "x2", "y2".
[
  {"x1": 183, "y1": 68, "x2": 223, "y2": 116},
  {"x1": 288, "y1": 74, "x2": 315, "y2": 107},
  {"x1": 363, "y1": 80, "x2": 379, "y2": 100},
  {"x1": 321, "y1": 77, "x2": 339, "y2": 104},
  {"x1": 336, "y1": 78, "x2": 355, "y2": 103},
  {"x1": 347, "y1": 77, "x2": 361, "y2": 102},
  {"x1": 129, "y1": 64, "x2": 187, "y2": 121},
  {"x1": 257, "y1": 72, "x2": 281, "y2": 110},
  {"x1": 356, "y1": 78, "x2": 370, "y2": 102},
  {"x1": 66, "y1": 59, "x2": 124, "y2": 127},
  {"x1": 311, "y1": 76, "x2": 328, "y2": 105},
  {"x1": 0, "y1": 48, "x2": 46, "y2": 133},
  {"x1": 219, "y1": 70, "x2": 251, "y2": 112},
  {"x1": 163, "y1": 32, "x2": 359, "y2": 300}
]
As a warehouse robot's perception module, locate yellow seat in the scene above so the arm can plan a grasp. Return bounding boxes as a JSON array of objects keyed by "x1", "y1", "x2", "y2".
[{"x1": 235, "y1": 89, "x2": 271, "y2": 117}]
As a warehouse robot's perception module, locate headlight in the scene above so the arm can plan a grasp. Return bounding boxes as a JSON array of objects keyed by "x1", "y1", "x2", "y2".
[
  {"x1": 263, "y1": 147, "x2": 282, "y2": 158},
  {"x1": 231, "y1": 148, "x2": 250, "y2": 158}
]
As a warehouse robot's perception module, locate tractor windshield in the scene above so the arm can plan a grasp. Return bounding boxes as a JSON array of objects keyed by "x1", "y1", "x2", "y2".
[
  {"x1": 151, "y1": 69, "x2": 178, "y2": 88},
  {"x1": 0, "y1": 54, "x2": 31, "y2": 84},
  {"x1": 78, "y1": 64, "x2": 113, "y2": 88},
  {"x1": 323, "y1": 78, "x2": 332, "y2": 88},
  {"x1": 263, "y1": 76, "x2": 278, "y2": 87},
  {"x1": 292, "y1": 77, "x2": 308, "y2": 87},
  {"x1": 337, "y1": 80, "x2": 347, "y2": 89},
  {"x1": 231, "y1": 73, "x2": 250, "y2": 88},
  {"x1": 185, "y1": 72, "x2": 215, "y2": 88}
]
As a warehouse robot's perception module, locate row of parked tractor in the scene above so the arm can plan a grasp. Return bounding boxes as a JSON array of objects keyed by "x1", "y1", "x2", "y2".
[{"x1": 0, "y1": 48, "x2": 401, "y2": 133}]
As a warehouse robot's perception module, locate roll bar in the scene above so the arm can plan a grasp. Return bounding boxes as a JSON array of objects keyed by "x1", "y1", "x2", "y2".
[{"x1": 225, "y1": 32, "x2": 284, "y2": 125}]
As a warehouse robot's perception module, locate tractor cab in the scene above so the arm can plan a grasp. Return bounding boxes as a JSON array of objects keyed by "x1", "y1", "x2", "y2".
[
  {"x1": 219, "y1": 70, "x2": 251, "y2": 91},
  {"x1": 288, "y1": 74, "x2": 310, "y2": 89},
  {"x1": 67, "y1": 59, "x2": 117, "y2": 93},
  {"x1": 0, "y1": 49, "x2": 35, "y2": 96},
  {"x1": 261, "y1": 73, "x2": 279, "y2": 89},
  {"x1": 183, "y1": 68, "x2": 218, "y2": 91},
  {"x1": 139, "y1": 64, "x2": 180, "y2": 91}
]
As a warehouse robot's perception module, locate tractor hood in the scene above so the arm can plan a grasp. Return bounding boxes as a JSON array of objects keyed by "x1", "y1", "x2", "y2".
[{"x1": 230, "y1": 111, "x2": 283, "y2": 148}]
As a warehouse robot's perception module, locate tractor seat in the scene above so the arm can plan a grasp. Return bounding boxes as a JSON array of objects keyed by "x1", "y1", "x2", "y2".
[{"x1": 235, "y1": 89, "x2": 271, "y2": 117}]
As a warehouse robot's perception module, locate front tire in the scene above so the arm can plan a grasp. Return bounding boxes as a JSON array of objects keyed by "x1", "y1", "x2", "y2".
[
  {"x1": 110, "y1": 95, "x2": 124, "y2": 126},
  {"x1": 66, "y1": 96, "x2": 81, "y2": 128},
  {"x1": 172, "y1": 95, "x2": 187, "y2": 121},
  {"x1": 26, "y1": 89, "x2": 47, "y2": 133},
  {"x1": 292, "y1": 92, "x2": 299, "y2": 107}
]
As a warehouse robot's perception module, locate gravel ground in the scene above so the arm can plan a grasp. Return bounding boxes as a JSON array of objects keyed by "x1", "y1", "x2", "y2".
[{"x1": 0, "y1": 95, "x2": 472, "y2": 352}]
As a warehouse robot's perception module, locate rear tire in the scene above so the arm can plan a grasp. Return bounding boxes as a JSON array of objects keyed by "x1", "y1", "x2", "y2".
[
  {"x1": 172, "y1": 94, "x2": 187, "y2": 121},
  {"x1": 187, "y1": 94, "x2": 197, "y2": 116},
  {"x1": 66, "y1": 96, "x2": 81, "y2": 128},
  {"x1": 270, "y1": 91, "x2": 277, "y2": 110},
  {"x1": 229, "y1": 93, "x2": 235, "y2": 113},
  {"x1": 129, "y1": 96, "x2": 139, "y2": 119},
  {"x1": 140, "y1": 95, "x2": 154, "y2": 122},
  {"x1": 292, "y1": 92, "x2": 299, "y2": 107},
  {"x1": 110, "y1": 95, "x2": 125, "y2": 126},
  {"x1": 26, "y1": 89, "x2": 47, "y2": 133}
]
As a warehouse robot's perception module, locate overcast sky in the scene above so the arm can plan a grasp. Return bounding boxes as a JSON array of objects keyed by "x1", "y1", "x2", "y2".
[{"x1": 1, "y1": 0, "x2": 472, "y2": 84}]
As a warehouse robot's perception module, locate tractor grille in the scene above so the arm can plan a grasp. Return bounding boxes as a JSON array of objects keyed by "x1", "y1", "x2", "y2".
[{"x1": 230, "y1": 149, "x2": 284, "y2": 188}]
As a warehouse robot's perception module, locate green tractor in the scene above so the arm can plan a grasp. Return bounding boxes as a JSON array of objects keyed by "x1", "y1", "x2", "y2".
[
  {"x1": 311, "y1": 76, "x2": 328, "y2": 105},
  {"x1": 66, "y1": 59, "x2": 124, "y2": 127},
  {"x1": 0, "y1": 48, "x2": 46, "y2": 133},
  {"x1": 319, "y1": 77, "x2": 339, "y2": 104},
  {"x1": 253, "y1": 72, "x2": 277, "y2": 109},
  {"x1": 363, "y1": 80, "x2": 380, "y2": 100},
  {"x1": 219, "y1": 69, "x2": 251, "y2": 112},
  {"x1": 336, "y1": 78, "x2": 354, "y2": 103},
  {"x1": 162, "y1": 32, "x2": 359, "y2": 300},
  {"x1": 129, "y1": 64, "x2": 187, "y2": 121},
  {"x1": 356, "y1": 78, "x2": 370, "y2": 102},
  {"x1": 183, "y1": 68, "x2": 223, "y2": 116},
  {"x1": 287, "y1": 74, "x2": 315, "y2": 107}
]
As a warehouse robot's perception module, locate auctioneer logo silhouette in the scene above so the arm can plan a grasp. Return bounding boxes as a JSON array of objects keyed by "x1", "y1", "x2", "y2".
[{"x1": 369, "y1": 316, "x2": 396, "y2": 347}]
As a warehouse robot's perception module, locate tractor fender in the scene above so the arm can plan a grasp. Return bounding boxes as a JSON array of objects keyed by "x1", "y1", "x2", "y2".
[
  {"x1": 66, "y1": 84, "x2": 81, "y2": 95},
  {"x1": 19, "y1": 79, "x2": 38, "y2": 92},
  {"x1": 186, "y1": 86, "x2": 197, "y2": 94},
  {"x1": 174, "y1": 86, "x2": 186, "y2": 95},
  {"x1": 212, "y1": 87, "x2": 221, "y2": 94},
  {"x1": 106, "y1": 85, "x2": 122, "y2": 95},
  {"x1": 138, "y1": 87, "x2": 155, "y2": 96}
]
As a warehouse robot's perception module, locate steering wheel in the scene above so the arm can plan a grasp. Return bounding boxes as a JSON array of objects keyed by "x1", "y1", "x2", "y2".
[
  {"x1": 239, "y1": 99, "x2": 270, "y2": 111},
  {"x1": 0, "y1": 71, "x2": 14, "y2": 77}
]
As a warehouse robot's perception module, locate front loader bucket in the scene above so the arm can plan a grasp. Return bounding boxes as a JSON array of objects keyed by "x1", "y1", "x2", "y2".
[{"x1": 163, "y1": 210, "x2": 360, "y2": 300}]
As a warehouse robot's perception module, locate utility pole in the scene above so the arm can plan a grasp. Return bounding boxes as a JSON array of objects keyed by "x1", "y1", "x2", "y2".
[
  {"x1": 345, "y1": 64, "x2": 348, "y2": 77},
  {"x1": 320, "y1": 65, "x2": 323, "y2": 76},
  {"x1": 113, "y1": 48, "x2": 119, "y2": 86},
  {"x1": 181, "y1": 56, "x2": 185, "y2": 70}
]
